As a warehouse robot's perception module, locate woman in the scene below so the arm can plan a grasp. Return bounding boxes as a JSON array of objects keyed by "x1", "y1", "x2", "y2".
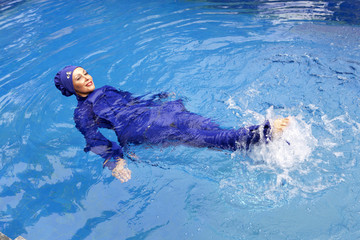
[{"x1": 54, "y1": 65, "x2": 289, "y2": 183}]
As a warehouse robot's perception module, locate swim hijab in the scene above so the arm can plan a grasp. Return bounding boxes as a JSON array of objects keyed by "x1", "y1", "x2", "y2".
[{"x1": 54, "y1": 65, "x2": 79, "y2": 96}]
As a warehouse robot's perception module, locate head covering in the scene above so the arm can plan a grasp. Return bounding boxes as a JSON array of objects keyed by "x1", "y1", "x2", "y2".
[{"x1": 54, "y1": 65, "x2": 79, "y2": 96}]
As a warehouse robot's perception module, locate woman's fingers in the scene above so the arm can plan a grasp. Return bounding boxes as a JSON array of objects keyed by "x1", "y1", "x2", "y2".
[{"x1": 121, "y1": 168, "x2": 132, "y2": 182}]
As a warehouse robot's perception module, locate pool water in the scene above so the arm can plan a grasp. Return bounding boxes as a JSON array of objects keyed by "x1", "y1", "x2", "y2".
[{"x1": 1, "y1": 0, "x2": 360, "y2": 239}]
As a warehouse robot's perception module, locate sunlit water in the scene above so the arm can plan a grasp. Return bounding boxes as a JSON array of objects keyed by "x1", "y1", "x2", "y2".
[{"x1": 1, "y1": 0, "x2": 360, "y2": 239}]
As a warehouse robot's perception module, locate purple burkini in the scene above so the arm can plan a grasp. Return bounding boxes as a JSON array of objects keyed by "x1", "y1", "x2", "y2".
[{"x1": 74, "y1": 86, "x2": 272, "y2": 169}]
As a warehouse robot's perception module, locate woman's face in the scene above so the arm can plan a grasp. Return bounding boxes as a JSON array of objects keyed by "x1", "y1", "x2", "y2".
[{"x1": 72, "y1": 67, "x2": 95, "y2": 97}]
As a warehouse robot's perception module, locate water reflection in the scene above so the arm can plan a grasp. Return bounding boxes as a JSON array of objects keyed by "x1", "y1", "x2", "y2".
[
  {"x1": 0, "y1": 0, "x2": 360, "y2": 238},
  {"x1": 0, "y1": 0, "x2": 26, "y2": 12},
  {"x1": 188, "y1": 0, "x2": 360, "y2": 24}
]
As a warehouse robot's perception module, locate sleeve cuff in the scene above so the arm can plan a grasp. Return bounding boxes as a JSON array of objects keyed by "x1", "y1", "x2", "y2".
[{"x1": 84, "y1": 141, "x2": 123, "y2": 162}]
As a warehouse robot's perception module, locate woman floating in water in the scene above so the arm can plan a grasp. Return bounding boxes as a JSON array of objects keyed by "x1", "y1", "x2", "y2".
[{"x1": 54, "y1": 66, "x2": 289, "y2": 183}]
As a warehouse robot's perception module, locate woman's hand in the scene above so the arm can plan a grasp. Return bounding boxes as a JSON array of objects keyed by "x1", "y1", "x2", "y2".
[{"x1": 112, "y1": 158, "x2": 132, "y2": 183}]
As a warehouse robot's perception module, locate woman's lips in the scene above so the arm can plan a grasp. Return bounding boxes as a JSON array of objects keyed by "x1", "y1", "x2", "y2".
[{"x1": 85, "y1": 81, "x2": 93, "y2": 87}]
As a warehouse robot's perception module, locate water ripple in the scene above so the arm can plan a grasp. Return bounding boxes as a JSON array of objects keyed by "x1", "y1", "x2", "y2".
[{"x1": 1, "y1": 0, "x2": 360, "y2": 239}]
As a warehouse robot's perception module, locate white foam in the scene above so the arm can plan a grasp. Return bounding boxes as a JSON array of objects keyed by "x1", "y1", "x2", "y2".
[
  {"x1": 249, "y1": 115, "x2": 317, "y2": 170},
  {"x1": 219, "y1": 106, "x2": 330, "y2": 207}
]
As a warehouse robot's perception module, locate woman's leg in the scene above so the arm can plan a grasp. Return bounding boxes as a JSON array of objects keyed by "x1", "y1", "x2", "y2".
[
  {"x1": 143, "y1": 107, "x2": 272, "y2": 151},
  {"x1": 180, "y1": 121, "x2": 272, "y2": 151},
  {"x1": 171, "y1": 111, "x2": 272, "y2": 151}
]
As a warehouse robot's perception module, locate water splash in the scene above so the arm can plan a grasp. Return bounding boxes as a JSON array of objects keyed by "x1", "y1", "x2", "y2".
[
  {"x1": 249, "y1": 115, "x2": 316, "y2": 173},
  {"x1": 219, "y1": 107, "x2": 345, "y2": 208}
]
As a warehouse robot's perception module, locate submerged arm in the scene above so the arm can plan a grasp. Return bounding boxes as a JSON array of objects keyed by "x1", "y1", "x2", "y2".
[{"x1": 74, "y1": 103, "x2": 131, "y2": 182}]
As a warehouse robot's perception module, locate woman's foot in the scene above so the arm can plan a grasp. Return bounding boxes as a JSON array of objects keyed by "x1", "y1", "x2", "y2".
[{"x1": 273, "y1": 117, "x2": 290, "y2": 137}]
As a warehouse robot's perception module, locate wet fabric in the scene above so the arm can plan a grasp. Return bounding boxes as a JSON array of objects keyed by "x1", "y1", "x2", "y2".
[{"x1": 74, "y1": 86, "x2": 272, "y2": 169}]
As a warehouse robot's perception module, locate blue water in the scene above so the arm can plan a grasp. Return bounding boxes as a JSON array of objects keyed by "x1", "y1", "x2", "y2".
[{"x1": 1, "y1": 0, "x2": 360, "y2": 239}]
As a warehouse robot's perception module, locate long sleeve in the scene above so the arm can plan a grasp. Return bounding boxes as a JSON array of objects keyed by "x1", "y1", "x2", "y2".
[{"x1": 74, "y1": 100, "x2": 123, "y2": 169}]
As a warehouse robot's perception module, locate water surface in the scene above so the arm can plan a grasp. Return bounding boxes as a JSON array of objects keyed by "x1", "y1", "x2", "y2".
[{"x1": 1, "y1": 0, "x2": 360, "y2": 239}]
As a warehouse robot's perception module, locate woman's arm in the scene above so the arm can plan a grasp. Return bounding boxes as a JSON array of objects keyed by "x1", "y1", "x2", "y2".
[
  {"x1": 74, "y1": 103, "x2": 124, "y2": 168},
  {"x1": 74, "y1": 106, "x2": 132, "y2": 182}
]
